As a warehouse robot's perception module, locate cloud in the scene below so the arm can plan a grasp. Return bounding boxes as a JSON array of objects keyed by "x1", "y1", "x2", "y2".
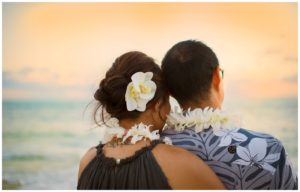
[
  {"x1": 3, "y1": 70, "x2": 94, "y2": 100},
  {"x1": 18, "y1": 67, "x2": 33, "y2": 76},
  {"x1": 264, "y1": 48, "x2": 281, "y2": 55},
  {"x1": 282, "y1": 74, "x2": 298, "y2": 84},
  {"x1": 284, "y1": 56, "x2": 298, "y2": 63},
  {"x1": 3, "y1": 70, "x2": 45, "y2": 90},
  {"x1": 3, "y1": 70, "x2": 58, "y2": 90},
  {"x1": 4, "y1": 67, "x2": 64, "y2": 87}
]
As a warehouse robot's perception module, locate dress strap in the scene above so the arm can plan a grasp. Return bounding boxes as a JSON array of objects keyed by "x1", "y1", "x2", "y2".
[
  {"x1": 95, "y1": 139, "x2": 162, "y2": 154},
  {"x1": 94, "y1": 139, "x2": 163, "y2": 166},
  {"x1": 148, "y1": 139, "x2": 163, "y2": 150},
  {"x1": 95, "y1": 142, "x2": 105, "y2": 155}
]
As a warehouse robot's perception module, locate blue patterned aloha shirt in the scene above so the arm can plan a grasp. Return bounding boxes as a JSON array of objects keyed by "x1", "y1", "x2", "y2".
[{"x1": 162, "y1": 127, "x2": 298, "y2": 189}]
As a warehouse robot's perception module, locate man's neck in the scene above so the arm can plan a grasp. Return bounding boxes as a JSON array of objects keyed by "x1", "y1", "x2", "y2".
[{"x1": 181, "y1": 98, "x2": 221, "y2": 111}]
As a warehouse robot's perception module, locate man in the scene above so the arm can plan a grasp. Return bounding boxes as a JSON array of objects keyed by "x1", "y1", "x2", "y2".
[{"x1": 161, "y1": 40, "x2": 297, "y2": 189}]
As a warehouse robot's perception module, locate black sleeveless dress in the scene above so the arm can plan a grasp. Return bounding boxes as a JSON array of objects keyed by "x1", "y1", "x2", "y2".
[{"x1": 77, "y1": 140, "x2": 171, "y2": 189}]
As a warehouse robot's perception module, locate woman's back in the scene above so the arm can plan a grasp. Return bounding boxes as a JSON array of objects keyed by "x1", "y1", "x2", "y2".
[
  {"x1": 77, "y1": 140, "x2": 170, "y2": 189},
  {"x1": 77, "y1": 140, "x2": 224, "y2": 189}
]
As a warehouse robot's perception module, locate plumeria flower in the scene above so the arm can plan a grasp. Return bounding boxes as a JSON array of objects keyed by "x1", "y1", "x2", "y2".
[
  {"x1": 103, "y1": 126, "x2": 125, "y2": 143},
  {"x1": 166, "y1": 112, "x2": 186, "y2": 132},
  {"x1": 214, "y1": 128, "x2": 247, "y2": 147},
  {"x1": 122, "y1": 124, "x2": 141, "y2": 144},
  {"x1": 148, "y1": 130, "x2": 160, "y2": 141},
  {"x1": 102, "y1": 118, "x2": 124, "y2": 143},
  {"x1": 122, "y1": 123, "x2": 159, "y2": 144},
  {"x1": 132, "y1": 123, "x2": 150, "y2": 144},
  {"x1": 163, "y1": 137, "x2": 173, "y2": 145},
  {"x1": 125, "y1": 72, "x2": 156, "y2": 112},
  {"x1": 232, "y1": 138, "x2": 280, "y2": 175}
]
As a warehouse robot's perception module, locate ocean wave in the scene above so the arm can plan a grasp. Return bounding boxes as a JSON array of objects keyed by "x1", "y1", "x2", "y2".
[{"x1": 3, "y1": 154, "x2": 46, "y2": 161}]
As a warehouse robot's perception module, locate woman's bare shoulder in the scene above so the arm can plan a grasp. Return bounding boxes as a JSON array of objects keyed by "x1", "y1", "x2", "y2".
[
  {"x1": 152, "y1": 143, "x2": 198, "y2": 161},
  {"x1": 77, "y1": 146, "x2": 97, "y2": 181},
  {"x1": 152, "y1": 143, "x2": 225, "y2": 189}
]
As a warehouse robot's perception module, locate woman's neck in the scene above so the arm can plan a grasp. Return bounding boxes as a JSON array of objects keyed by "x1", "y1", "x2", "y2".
[{"x1": 119, "y1": 117, "x2": 155, "y2": 131}]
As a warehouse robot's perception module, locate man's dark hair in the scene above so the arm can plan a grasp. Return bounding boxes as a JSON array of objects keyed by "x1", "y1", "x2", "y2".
[{"x1": 161, "y1": 40, "x2": 219, "y2": 105}]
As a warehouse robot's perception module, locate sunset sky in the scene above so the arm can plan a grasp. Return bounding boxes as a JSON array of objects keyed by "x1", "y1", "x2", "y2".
[{"x1": 3, "y1": 2, "x2": 297, "y2": 101}]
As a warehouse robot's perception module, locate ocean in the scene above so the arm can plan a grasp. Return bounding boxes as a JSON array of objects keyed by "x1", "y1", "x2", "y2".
[{"x1": 2, "y1": 98, "x2": 298, "y2": 189}]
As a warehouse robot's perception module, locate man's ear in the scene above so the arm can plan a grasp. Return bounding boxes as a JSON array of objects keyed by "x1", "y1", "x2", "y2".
[{"x1": 212, "y1": 67, "x2": 221, "y2": 89}]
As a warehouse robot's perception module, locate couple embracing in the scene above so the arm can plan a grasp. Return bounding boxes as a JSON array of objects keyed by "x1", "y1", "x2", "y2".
[{"x1": 77, "y1": 40, "x2": 297, "y2": 189}]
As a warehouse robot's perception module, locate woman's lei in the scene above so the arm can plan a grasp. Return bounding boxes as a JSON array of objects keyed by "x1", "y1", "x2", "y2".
[{"x1": 102, "y1": 117, "x2": 172, "y2": 146}]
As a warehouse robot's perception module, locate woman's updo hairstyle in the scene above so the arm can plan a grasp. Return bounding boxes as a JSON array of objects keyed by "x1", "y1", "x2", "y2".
[{"x1": 94, "y1": 51, "x2": 168, "y2": 124}]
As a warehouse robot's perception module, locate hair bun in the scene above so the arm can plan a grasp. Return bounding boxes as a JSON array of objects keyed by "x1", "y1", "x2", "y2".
[
  {"x1": 94, "y1": 75, "x2": 130, "y2": 117},
  {"x1": 94, "y1": 86, "x2": 110, "y2": 106},
  {"x1": 93, "y1": 51, "x2": 167, "y2": 121}
]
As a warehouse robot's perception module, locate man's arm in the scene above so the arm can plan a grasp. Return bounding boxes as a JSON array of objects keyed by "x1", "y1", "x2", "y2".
[{"x1": 271, "y1": 144, "x2": 298, "y2": 189}]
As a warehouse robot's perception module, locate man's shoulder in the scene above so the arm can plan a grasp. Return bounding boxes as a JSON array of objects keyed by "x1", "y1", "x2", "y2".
[
  {"x1": 163, "y1": 126, "x2": 282, "y2": 144},
  {"x1": 238, "y1": 127, "x2": 279, "y2": 140},
  {"x1": 162, "y1": 126, "x2": 285, "y2": 160},
  {"x1": 237, "y1": 128, "x2": 285, "y2": 152}
]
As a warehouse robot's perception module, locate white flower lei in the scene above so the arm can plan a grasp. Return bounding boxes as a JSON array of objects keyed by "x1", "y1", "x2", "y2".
[
  {"x1": 102, "y1": 117, "x2": 172, "y2": 145},
  {"x1": 166, "y1": 107, "x2": 241, "y2": 133}
]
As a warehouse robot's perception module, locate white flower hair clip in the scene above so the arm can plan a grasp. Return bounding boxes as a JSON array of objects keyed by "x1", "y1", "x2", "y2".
[{"x1": 125, "y1": 72, "x2": 157, "y2": 112}]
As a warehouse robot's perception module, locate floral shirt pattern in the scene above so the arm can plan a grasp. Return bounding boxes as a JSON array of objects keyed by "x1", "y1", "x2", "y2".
[{"x1": 162, "y1": 127, "x2": 298, "y2": 189}]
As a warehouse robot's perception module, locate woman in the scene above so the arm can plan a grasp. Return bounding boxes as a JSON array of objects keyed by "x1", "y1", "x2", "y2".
[{"x1": 77, "y1": 51, "x2": 224, "y2": 189}]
